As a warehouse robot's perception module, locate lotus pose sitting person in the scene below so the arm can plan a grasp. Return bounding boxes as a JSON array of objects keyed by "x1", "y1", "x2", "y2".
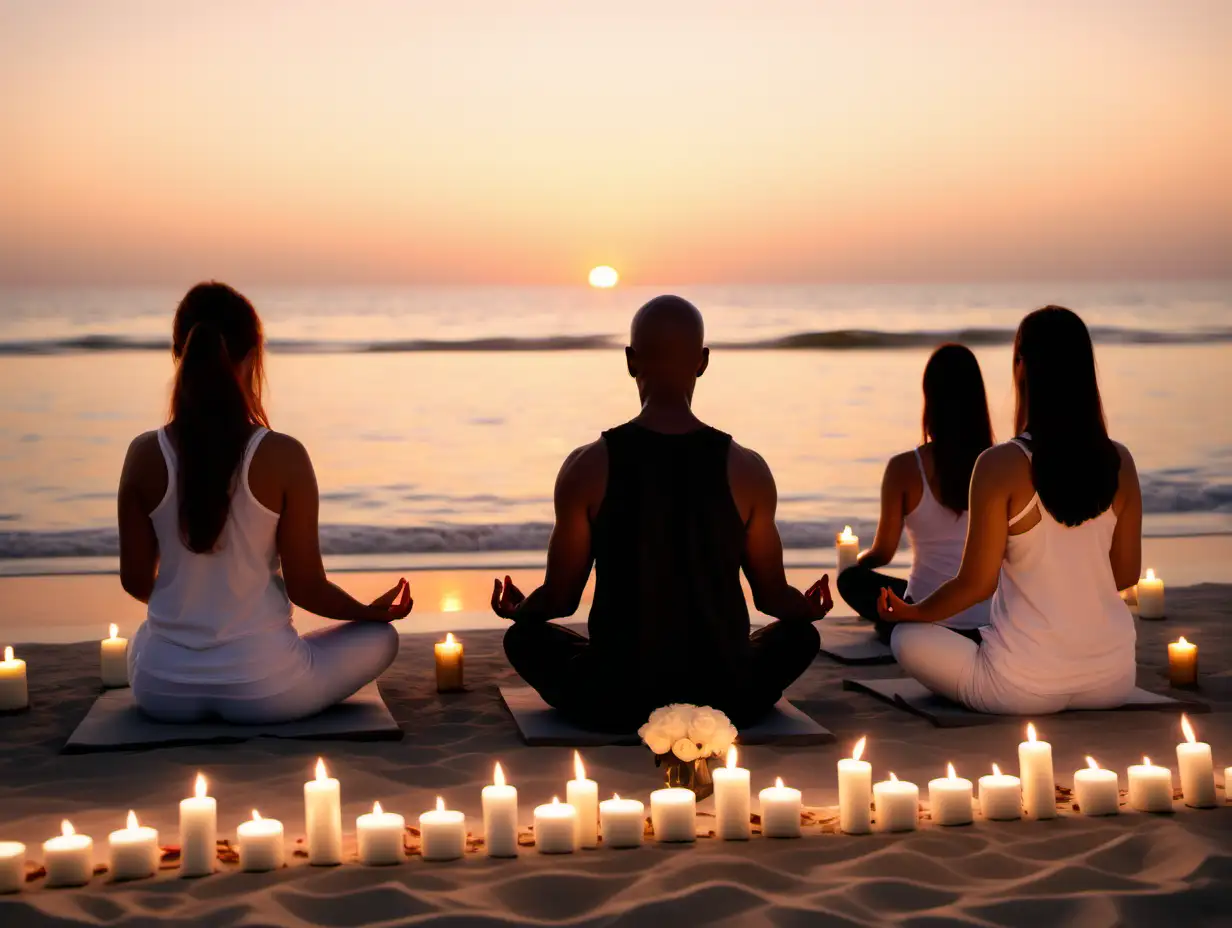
[
  {"x1": 492, "y1": 295, "x2": 832, "y2": 731},
  {"x1": 118, "y1": 282, "x2": 411, "y2": 724},
  {"x1": 838, "y1": 344, "x2": 994, "y2": 644},
  {"x1": 878, "y1": 306, "x2": 1140, "y2": 714}
]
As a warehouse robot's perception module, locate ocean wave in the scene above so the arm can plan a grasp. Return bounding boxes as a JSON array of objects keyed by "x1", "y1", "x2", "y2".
[{"x1": 1, "y1": 326, "x2": 1230, "y2": 356}]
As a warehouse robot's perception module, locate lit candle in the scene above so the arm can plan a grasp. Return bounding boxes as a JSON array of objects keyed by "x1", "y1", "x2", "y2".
[
  {"x1": 43, "y1": 820, "x2": 93, "y2": 888},
  {"x1": 1137, "y1": 569, "x2": 1165, "y2": 619},
  {"x1": 435, "y1": 633, "x2": 464, "y2": 692},
  {"x1": 649, "y1": 787, "x2": 696, "y2": 843},
  {"x1": 873, "y1": 772, "x2": 918, "y2": 832},
  {"x1": 107, "y1": 810, "x2": 158, "y2": 882},
  {"x1": 1168, "y1": 637, "x2": 1198, "y2": 687},
  {"x1": 838, "y1": 736, "x2": 872, "y2": 835},
  {"x1": 928, "y1": 763, "x2": 973, "y2": 826},
  {"x1": 482, "y1": 762, "x2": 519, "y2": 858},
  {"x1": 304, "y1": 757, "x2": 342, "y2": 866},
  {"x1": 978, "y1": 764, "x2": 1022, "y2": 821},
  {"x1": 179, "y1": 773, "x2": 216, "y2": 878},
  {"x1": 1018, "y1": 723, "x2": 1056, "y2": 820},
  {"x1": 100, "y1": 624, "x2": 129, "y2": 688},
  {"x1": 599, "y1": 794, "x2": 644, "y2": 849},
  {"x1": 1127, "y1": 757, "x2": 1174, "y2": 813},
  {"x1": 0, "y1": 646, "x2": 28, "y2": 711},
  {"x1": 713, "y1": 746, "x2": 751, "y2": 840},
  {"x1": 532, "y1": 797, "x2": 577, "y2": 854},
  {"x1": 567, "y1": 751, "x2": 599, "y2": 849},
  {"x1": 759, "y1": 777, "x2": 803, "y2": 838},
  {"x1": 0, "y1": 842, "x2": 26, "y2": 894},
  {"x1": 1177, "y1": 715, "x2": 1217, "y2": 809},
  {"x1": 237, "y1": 810, "x2": 284, "y2": 872},
  {"x1": 420, "y1": 797, "x2": 466, "y2": 861},
  {"x1": 836, "y1": 525, "x2": 860, "y2": 574},
  {"x1": 1073, "y1": 756, "x2": 1119, "y2": 816},
  {"x1": 356, "y1": 802, "x2": 405, "y2": 866}
]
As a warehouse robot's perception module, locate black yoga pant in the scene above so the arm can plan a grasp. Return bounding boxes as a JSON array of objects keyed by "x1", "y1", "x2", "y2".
[{"x1": 837, "y1": 565, "x2": 982, "y2": 645}]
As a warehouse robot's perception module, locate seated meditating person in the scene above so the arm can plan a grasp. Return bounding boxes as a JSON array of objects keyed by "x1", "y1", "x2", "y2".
[
  {"x1": 837, "y1": 343, "x2": 994, "y2": 644},
  {"x1": 491, "y1": 295, "x2": 832, "y2": 731},
  {"x1": 117, "y1": 282, "x2": 412, "y2": 724},
  {"x1": 878, "y1": 306, "x2": 1141, "y2": 715}
]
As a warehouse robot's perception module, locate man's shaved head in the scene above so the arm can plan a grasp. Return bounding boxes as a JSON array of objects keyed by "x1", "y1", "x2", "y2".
[{"x1": 626, "y1": 295, "x2": 709, "y2": 401}]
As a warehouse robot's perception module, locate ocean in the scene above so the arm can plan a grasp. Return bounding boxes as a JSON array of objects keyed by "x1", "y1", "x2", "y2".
[{"x1": 1, "y1": 280, "x2": 1230, "y2": 575}]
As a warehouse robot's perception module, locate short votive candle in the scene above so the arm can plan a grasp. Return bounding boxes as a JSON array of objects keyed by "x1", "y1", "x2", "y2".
[
  {"x1": 0, "y1": 842, "x2": 26, "y2": 894},
  {"x1": 927, "y1": 764, "x2": 973, "y2": 826},
  {"x1": 357, "y1": 802, "x2": 405, "y2": 866},
  {"x1": 237, "y1": 811, "x2": 284, "y2": 872},
  {"x1": 1073, "y1": 757, "x2": 1119, "y2": 816},
  {"x1": 43, "y1": 821, "x2": 94, "y2": 888},
  {"x1": 978, "y1": 765, "x2": 1022, "y2": 821},
  {"x1": 873, "y1": 773, "x2": 918, "y2": 832},
  {"x1": 107, "y1": 811, "x2": 158, "y2": 882},
  {"x1": 599, "y1": 795, "x2": 644, "y2": 848},
  {"x1": 1127, "y1": 758, "x2": 1174, "y2": 813},
  {"x1": 533, "y1": 797, "x2": 577, "y2": 854},
  {"x1": 650, "y1": 787, "x2": 696, "y2": 843}
]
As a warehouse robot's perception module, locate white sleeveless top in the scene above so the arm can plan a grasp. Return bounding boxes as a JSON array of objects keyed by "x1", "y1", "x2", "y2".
[
  {"x1": 903, "y1": 448, "x2": 990, "y2": 631},
  {"x1": 980, "y1": 437, "x2": 1136, "y2": 696},
  {"x1": 132, "y1": 427, "x2": 307, "y2": 692}
]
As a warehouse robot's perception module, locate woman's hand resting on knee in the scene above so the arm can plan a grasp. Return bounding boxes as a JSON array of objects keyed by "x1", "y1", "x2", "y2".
[
  {"x1": 877, "y1": 587, "x2": 920, "y2": 622},
  {"x1": 367, "y1": 578, "x2": 414, "y2": 622}
]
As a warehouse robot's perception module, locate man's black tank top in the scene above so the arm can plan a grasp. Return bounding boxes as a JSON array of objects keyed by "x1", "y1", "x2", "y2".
[{"x1": 587, "y1": 422, "x2": 751, "y2": 708}]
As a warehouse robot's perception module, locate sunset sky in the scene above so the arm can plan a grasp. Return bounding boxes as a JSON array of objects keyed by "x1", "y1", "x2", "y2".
[{"x1": 2, "y1": 0, "x2": 1229, "y2": 285}]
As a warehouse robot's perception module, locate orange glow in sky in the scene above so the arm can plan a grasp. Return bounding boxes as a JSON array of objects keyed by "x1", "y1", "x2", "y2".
[{"x1": 1, "y1": 0, "x2": 1229, "y2": 285}]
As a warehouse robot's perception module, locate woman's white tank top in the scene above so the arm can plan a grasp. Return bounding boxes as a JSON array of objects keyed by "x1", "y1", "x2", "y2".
[
  {"x1": 980, "y1": 437, "x2": 1136, "y2": 696},
  {"x1": 133, "y1": 427, "x2": 306, "y2": 690},
  {"x1": 903, "y1": 448, "x2": 990, "y2": 631}
]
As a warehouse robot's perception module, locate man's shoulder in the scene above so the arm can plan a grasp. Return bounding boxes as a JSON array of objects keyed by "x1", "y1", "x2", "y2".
[
  {"x1": 556, "y1": 439, "x2": 609, "y2": 498},
  {"x1": 727, "y1": 438, "x2": 774, "y2": 487}
]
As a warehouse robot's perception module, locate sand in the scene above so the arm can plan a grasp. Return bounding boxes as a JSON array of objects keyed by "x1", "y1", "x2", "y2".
[{"x1": 1, "y1": 585, "x2": 1230, "y2": 927}]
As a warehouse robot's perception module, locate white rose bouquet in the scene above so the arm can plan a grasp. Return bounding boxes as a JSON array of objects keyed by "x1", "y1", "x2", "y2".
[{"x1": 638, "y1": 704, "x2": 738, "y2": 763}]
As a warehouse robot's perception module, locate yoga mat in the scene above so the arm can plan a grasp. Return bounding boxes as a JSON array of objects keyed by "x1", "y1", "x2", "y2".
[
  {"x1": 818, "y1": 622, "x2": 894, "y2": 665},
  {"x1": 500, "y1": 686, "x2": 835, "y2": 747},
  {"x1": 63, "y1": 682, "x2": 401, "y2": 753},
  {"x1": 842, "y1": 677, "x2": 1210, "y2": 728}
]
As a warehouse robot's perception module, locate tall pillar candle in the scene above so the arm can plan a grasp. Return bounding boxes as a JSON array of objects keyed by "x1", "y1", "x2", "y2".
[
  {"x1": 179, "y1": 773, "x2": 216, "y2": 877},
  {"x1": 1169, "y1": 637, "x2": 1198, "y2": 687},
  {"x1": 1137, "y1": 569, "x2": 1165, "y2": 619},
  {"x1": 532, "y1": 797, "x2": 577, "y2": 854},
  {"x1": 1018, "y1": 723, "x2": 1056, "y2": 820},
  {"x1": 304, "y1": 758, "x2": 342, "y2": 865},
  {"x1": 108, "y1": 811, "x2": 158, "y2": 882},
  {"x1": 1073, "y1": 757, "x2": 1119, "y2": 816},
  {"x1": 759, "y1": 777, "x2": 803, "y2": 838},
  {"x1": 713, "y1": 746, "x2": 751, "y2": 840},
  {"x1": 482, "y1": 762, "x2": 519, "y2": 857},
  {"x1": 420, "y1": 797, "x2": 466, "y2": 861},
  {"x1": 1127, "y1": 758, "x2": 1174, "y2": 812},
  {"x1": 978, "y1": 765, "x2": 1022, "y2": 820},
  {"x1": 0, "y1": 647, "x2": 28, "y2": 711},
  {"x1": 0, "y1": 842, "x2": 25, "y2": 894},
  {"x1": 928, "y1": 763, "x2": 973, "y2": 826},
  {"x1": 100, "y1": 624, "x2": 129, "y2": 688},
  {"x1": 435, "y1": 633, "x2": 464, "y2": 692},
  {"x1": 836, "y1": 525, "x2": 860, "y2": 574},
  {"x1": 838, "y1": 736, "x2": 872, "y2": 834},
  {"x1": 237, "y1": 811, "x2": 284, "y2": 871},
  {"x1": 873, "y1": 773, "x2": 918, "y2": 832},
  {"x1": 357, "y1": 802, "x2": 405, "y2": 866},
  {"x1": 1177, "y1": 715, "x2": 1217, "y2": 808},
  {"x1": 650, "y1": 787, "x2": 696, "y2": 843},
  {"x1": 43, "y1": 821, "x2": 93, "y2": 888},
  {"x1": 599, "y1": 795, "x2": 644, "y2": 848},
  {"x1": 567, "y1": 751, "x2": 599, "y2": 848}
]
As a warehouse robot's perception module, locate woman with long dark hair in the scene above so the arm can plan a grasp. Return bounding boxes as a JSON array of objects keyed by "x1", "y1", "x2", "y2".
[
  {"x1": 838, "y1": 343, "x2": 994, "y2": 642},
  {"x1": 118, "y1": 282, "x2": 412, "y2": 724},
  {"x1": 879, "y1": 307, "x2": 1141, "y2": 714}
]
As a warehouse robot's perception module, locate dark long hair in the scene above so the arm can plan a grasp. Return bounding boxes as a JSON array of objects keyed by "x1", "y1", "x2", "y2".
[
  {"x1": 921, "y1": 343, "x2": 994, "y2": 514},
  {"x1": 1013, "y1": 306, "x2": 1119, "y2": 526},
  {"x1": 169, "y1": 282, "x2": 269, "y2": 553}
]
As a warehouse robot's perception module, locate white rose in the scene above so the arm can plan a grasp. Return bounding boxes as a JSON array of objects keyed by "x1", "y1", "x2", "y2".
[
  {"x1": 638, "y1": 723, "x2": 674, "y2": 755},
  {"x1": 654, "y1": 705, "x2": 693, "y2": 741},
  {"x1": 672, "y1": 738, "x2": 702, "y2": 762},
  {"x1": 687, "y1": 707, "x2": 722, "y2": 745},
  {"x1": 710, "y1": 722, "x2": 738, "y2": 755}
]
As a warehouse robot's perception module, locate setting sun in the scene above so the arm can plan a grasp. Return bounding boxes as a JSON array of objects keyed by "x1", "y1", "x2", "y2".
[{"x1": 588, "y1": 266, "x2": 619, "y2": 288}]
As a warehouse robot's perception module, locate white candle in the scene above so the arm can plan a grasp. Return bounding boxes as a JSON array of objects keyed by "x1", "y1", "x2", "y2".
[
  {"x1": 567, "y1": 751, "x2": 599, "y2": 849},
  {"x1": 873, "y1": 773, "x2": 918, "y2": 832},
  {"x1": 482, "y1": 762, "x2": 519, "y2": 858},
  {"x1": 43, "y1": 821, "x2": 93, "y2": 888},
  {"x1": 928, "y1": 763, "x2": 974, "y2": 826},
  {"x1": 978, "y1": 764, "x2": 1022, "y2": 820},
  {"x1": 107, "y1": 810, "x2": 158, "y2": 882},
  {"x1": 836, "y1": 525, "x2": 860, "y2": 573},
  {"x1": 0, "y1": 646, "x2": 28, "y2": 711},
  {"x1": 1018, "y1": 723, "x2": 1056, "y2": 820},
  {"x1": 713, "y1": 745, "x2": 751, "y2": 840},
  {"x1": 304, "y1": 757, "x2": 342, "y2": 866},
  {"x1": 357, "y1": 802, "x2": 405, "y2": 866},
  {"x1": 1137, "y1": 569, "x2": 1165, "y2": 619},
  {"x1": 100, "y1": 624, "x2": 129, "y2": 688},
  {"x1": 1127, "y1": 757, "x2": 1174, "y2": 813},
  {"x1": 179, "y1": 772, "x2": 216, "y2": 878},
  {"x1": 420, "y1": 797, "x2": 466, "y2": 861},
  {"x1": 759, "y1": 777, "x2": 803, "y2": 838},
  {"x1": 838, "y1": 736, "x2": 873, "y2": 835},
  {"x1": 650, "y1": 787, "x2": 696, "y2": 843},
  {"x1": 1168, "y1": 637, "x2": 1198, "y2": 687},
  {"x1": 599, "y1": 794, "x2": 644, "y2": 848},
  {"x1": 1177, "y1": 715, "x2": 1217, "y2": 809},
  {"x1": 1073, "y1": 756, "x2": 1119, "y2": 816},
  {"x1": 0, "y1": 841, "x2": 26, "y2": 894},
  {"x1": 435, "y1": 633, "x2": 464, "y2": 692},
  {"x1": 533, "y1": 797, "x2": 577, "y2": 854},
  {"x1": 237, "y1": 810, "x2": 284, "y2": 872}
]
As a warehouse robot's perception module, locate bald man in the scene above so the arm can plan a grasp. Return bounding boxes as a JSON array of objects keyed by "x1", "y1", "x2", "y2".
[{"x1": 492, "y1": 295, "x2": 830, "y2": 731}]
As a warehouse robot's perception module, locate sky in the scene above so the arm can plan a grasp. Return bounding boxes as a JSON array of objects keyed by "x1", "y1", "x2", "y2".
[{"x1": 1, "y1": 0, "x2": 1230, "y2": 285}]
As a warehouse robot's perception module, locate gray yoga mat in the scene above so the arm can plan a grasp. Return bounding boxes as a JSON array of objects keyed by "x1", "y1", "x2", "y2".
[
  {"x1": 500, "y1": 686, "x2": 835, "y2": 747},
  {"x1": 818, "y1": 622, "x2": 895, "y2": 665},
  {"x1": 64, "y1": 682, "x2": 401, "y2": 753},
  {"x1": 842, "y1": 677, "x2": 1210, "y2": 728}
]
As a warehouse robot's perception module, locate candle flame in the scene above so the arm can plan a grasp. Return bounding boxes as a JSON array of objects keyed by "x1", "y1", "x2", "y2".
[
  {"x1": 612, "y1": 793, "x2": 621, "y2": 801},
  {"x1": 1026, "y1": 723, "x2": 1037, "y2": 743},
  {"x1": 574, "y1": 750, "x2": 586, "y2": 781},
  {"x1": 3, "y1": 646, "x2": 11, "y2": 662},
  {"x1": 1177, "y1": 636, "x2": 1190, "y2": 647},
  {"x1": 852, "y1": 736, "x2": 866, "y2": 762},
  {"x1": 839, "y1": 525, "x2": 856, "y2": 542},
  {"x1": 61, "y1": 820, "x2": 74, "y2": 837},
  {"x1": 1182, "y1": 714, "x2": 1197, "y2": 744},
  {"x1": 315, "y1": 757, "x2": 328, "y2": 781},
  {"x1": 775, "y1": 776, "x2": 785, "y2": 789},
  {"x1": 494, "y1": 762, "x2": 506, "y2": 787},
  {"x1": 252, "y1": 810, "x2": 262, "y2": 821},
  {"x1": 727, "y1": 745, "x2": 738, "y2": 769},
  {"x1": 1143, "y1": 757, "x2": 1152, "y2": 767},
  {"x1": 373, "y1": 801, "x2": 383, "y2": 815},
  {"x1": 889, "y1": 772, "x2": 898, "y2": 782},
  {"x1": 991, "y1": 764, "x2": 1002, "y2": 777},
  {"x1": 195, "y1": 773, "x2": 207, "y2": 799},
  {"x1": 947, "y1": 763, "x2": 957, "y2": 780},
  {"x1": 1086, "y1": 756, "x2": 1100, "y2": 770},
  {"x1": 108, "y1": 624, "x2": 118, "y2": 640},
  {"x1": 444, "y1": 632, "x2": 456, "y2": 646},
  {"x1": 551, "y1": 796, "x2": 560, "y2": 805},
  {"x1": 1145, "y1": 568, "x2": 1156, "y2": 582},
  {"x1": 436, "y1": 797, "x2": 445, "y2": 812},
  {"x1": 127, "y1": 810, "x2": 138, "y2": 830}
]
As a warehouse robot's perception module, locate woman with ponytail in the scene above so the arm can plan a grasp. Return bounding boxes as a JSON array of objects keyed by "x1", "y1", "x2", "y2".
[
  {"x1": 837, "y1": 344, "x2": 994, "y2": 643},
  {"x1": 117, "y1": 282, "x2": 411, "y2": 724},
  {"x1": 879, "y1": 307, "x2": 1141, "y2": 715}
]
